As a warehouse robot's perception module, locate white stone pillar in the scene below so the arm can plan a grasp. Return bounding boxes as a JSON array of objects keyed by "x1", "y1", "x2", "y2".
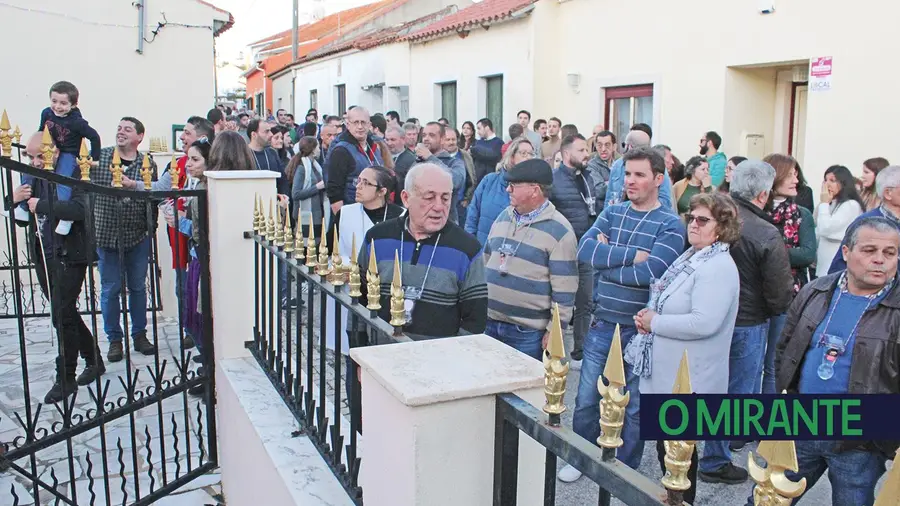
[
  {"x1": 205, "y1": 170, "x2": 280, "y2": 362},
  {"x1": 350, "y1": 334, "x2": 546, "y2": 506}
]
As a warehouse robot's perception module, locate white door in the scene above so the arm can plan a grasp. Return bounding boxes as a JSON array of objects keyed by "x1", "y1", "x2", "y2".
[{"x1": 791, "y1": 85, "x2": 808, "y2": 168}]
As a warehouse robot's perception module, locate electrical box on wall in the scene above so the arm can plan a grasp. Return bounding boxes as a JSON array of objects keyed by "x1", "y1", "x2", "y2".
[
  {"x1": 741, "y1": 132, "x2": 766, "y2": 159},
  {"x1": 759, "y1": 0, "x2": 775, "y2": 14}
]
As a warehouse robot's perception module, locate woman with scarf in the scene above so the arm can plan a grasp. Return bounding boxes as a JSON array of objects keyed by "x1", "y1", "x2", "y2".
[
  {"x1": 624, "y1": 192, "x2": 741, "y2": 505},
  {"x1": 289, "y1": 136, "x2": 328, "y2": 239},
  {"x1": 758, "y1": 154, "x2": 817, "y2": 393}
]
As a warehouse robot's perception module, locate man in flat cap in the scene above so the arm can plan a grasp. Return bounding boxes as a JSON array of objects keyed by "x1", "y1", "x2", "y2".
[{"x1": 482, "y1": 158, "x2": 579, "y2": 360}]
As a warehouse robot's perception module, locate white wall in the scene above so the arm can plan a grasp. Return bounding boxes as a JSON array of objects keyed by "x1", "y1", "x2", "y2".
[
  {"x1": 551, "y1": 0, "x2": 900, "y2": 189},
  {"x1": 0, "y1": 0, "x2": 224, "y2": 152},
  {"x1": 408, "y1": 17, "x2": 534, "y2": 132}
]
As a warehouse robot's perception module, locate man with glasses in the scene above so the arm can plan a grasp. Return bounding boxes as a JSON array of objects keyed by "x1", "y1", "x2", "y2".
[
  {"x1": 551, "y1": 134, "x2": 605, "y2": 369},
  {"x1": 483, "y1": 158, "x2": 578, "y2": 360},
  {"x1": 587, "y1": 130, "x2": 617, "y2": 211},
  {"x1": 325, "y1": 107, "x2": 384, "y2": 215}
]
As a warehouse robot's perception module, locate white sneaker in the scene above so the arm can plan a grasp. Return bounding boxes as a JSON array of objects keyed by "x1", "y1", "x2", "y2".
[
  {"x1": 55, "y1": 220, "x2": 72, "y2": 235},
  {"x1": 13, "y1": 207, "x2": 30, "y2": 223},
  {"x1": 557, "y1": 464, "x2": 582, "y2": 483},
  {"x1": 569, "y1": 358, "x2": 582, "y2": 370}
]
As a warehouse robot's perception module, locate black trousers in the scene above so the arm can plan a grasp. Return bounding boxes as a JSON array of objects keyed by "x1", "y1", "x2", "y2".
[
  {"x1": 655, "y1": 439, "x2": 699, "y2": 505},
  {"x1": 33, "y1": 239, "x2": 98, "y2": 378}
]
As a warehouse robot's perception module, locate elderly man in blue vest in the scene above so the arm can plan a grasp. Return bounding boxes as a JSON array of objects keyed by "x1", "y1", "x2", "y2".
[{"x1": 325, "y1": 107, "x2": 385, "y2": 215}]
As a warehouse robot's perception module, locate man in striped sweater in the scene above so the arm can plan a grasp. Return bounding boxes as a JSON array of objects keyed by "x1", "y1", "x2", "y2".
[
  {"x1": 559, "y1": 147, "x2": 686, "y2": 482},
  {"x1": 483, "y1": 159, "x2": 579, "y2": 360}
]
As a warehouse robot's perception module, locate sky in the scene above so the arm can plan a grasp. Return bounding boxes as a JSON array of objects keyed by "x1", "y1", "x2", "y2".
[{"x1": 211, "y1": 0, "x2": 380, "y2": 62}]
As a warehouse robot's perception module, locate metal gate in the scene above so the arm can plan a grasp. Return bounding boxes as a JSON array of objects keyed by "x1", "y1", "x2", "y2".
[{"x1": 0, "y1": 119, "x2": 217, "y2": 506}]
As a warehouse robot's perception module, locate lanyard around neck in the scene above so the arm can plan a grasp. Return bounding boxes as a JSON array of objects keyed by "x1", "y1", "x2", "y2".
[
  {"x1": 613, "y1": 203, "x2": 654, "y2": 247},
  {"x1": 399, "y1": 219, "x2": 441, "y2": 293}
]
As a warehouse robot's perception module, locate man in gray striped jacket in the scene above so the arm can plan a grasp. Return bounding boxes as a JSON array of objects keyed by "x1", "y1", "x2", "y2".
[{"x1": 483, "y1": 159, "x2": 579, "y2": 360}]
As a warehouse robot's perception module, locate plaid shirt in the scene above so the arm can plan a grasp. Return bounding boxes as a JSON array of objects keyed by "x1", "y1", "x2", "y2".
[{"x1": 92, "y1": 146, "x2": 159, "y2": 250}]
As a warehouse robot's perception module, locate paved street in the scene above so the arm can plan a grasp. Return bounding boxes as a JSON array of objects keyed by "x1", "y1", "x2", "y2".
[{"x1": 0, "y1": 313, "x2": 221, "y2": 506}]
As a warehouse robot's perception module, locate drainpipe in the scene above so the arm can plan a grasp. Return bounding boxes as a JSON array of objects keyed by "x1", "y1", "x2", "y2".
[
  {"x1": 292, "y1": 0, "x2": 299, "y2": 61},
  {"x1": 136, "y1": 0, "x2": 146, "y2": 54}
]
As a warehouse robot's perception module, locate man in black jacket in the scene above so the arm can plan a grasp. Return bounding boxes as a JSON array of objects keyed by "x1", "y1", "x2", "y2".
[
  {"x1": 471, "y1": 118, "x2": 503, "y2": 185},
  {"x1": 698, "y1": 158, "x2": 793, "y2": 485},
  {"x1": 385, "y1": 125, "x2": 415, "y2": 201},
  {"x1": 11, "y1": 132, "x2": 103, "y2": 403}
]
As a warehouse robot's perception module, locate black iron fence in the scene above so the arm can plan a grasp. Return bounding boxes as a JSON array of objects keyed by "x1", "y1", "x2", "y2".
[
  {"x1": 0, "y1": 129, "x2": 217, "y2": 505},
  {"x1": 246, "y1": 202, "x2": 412, "y2": 505}
]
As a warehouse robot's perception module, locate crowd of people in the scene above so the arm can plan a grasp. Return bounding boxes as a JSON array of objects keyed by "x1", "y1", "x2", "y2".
[{"x1": 7, "y1": 80, "x2": 900, "y2": 506}]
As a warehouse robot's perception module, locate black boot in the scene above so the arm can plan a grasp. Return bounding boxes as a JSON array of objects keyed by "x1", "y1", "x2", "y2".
[
  {"x1": 107, "y1": 341, "x2": 124, "y2": 362},
  {"x1": 132, "y1": 332, "x2": 157, "y2": 355},
  {"x1": 44, "y1": 376, "x2": 77, "y2": 404},
  {"x1": 77, "y1": 359, "x2": 106, "y2": 386}
]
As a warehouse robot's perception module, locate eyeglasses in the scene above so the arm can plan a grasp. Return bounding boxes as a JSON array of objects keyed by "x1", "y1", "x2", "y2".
[
  {"x1": 508, "y1": 182, "x2": 538, "y2": 191},
  {"x1": 685, "y1": 214, "x2": 715, "y2": 227},
  {"x1": 348, "y1": 120, "x2": 369, "y2": 128},
  {"x1": 355, "y1": 178, "x2": 381, "y2": 189}
]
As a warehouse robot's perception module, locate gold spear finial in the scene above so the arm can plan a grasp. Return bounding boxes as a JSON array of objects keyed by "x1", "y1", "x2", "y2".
[
  {"x1": 274, "y1": 205, "x2": 285, "y2": 248},
  {"x1": 366, "y1": 241, "x2": 381, "y2": 311},
  {"x1": 749, "y1": 439, "x2": 807, "y2": 505},
  {"x1": 0, "y1": 110, "x2": 11, "y2": 158},
  {"x1": 253, "y1": 194, "x2": 260, "y2": 234},
  {"x1": 389, "y1": 250, "x2": 406, "y2": 327},
  {"x1": 597, "y1": 324, "x2": 630, "y2": 450},
  {"x1": 542, "y1": 303, "x2": 569, "y2": 422},
  {"x1": 110, "y1": 148, "x2": 124, "y2": 187},
  {"x1": 40, "y1": 126, "x2": 54, "y2": 170},
  {"x1": 294, "y1": 218, "x2": 304, "y2": 255},
  {"x1": 170, "y1": 154, "x2": 180, "y2": 190},
  {"x1": 661, "y1": 351, "x2": 696, "y2": 499},
  {"x1": 316, "y1": 217, "x2": 331, "y2": 277},
  {"x1": 283, "y1": 218, "x2": 294, "y2": 257},
  {"x1": 348, "y1": 233, "x2": 362, "y2": 298},
  {"x1": 305, "y1": 214, "x2": 317, "y2": 270},
  {"x1": 141, "y1": 153, "x2": 152, "y2": 190},
  {"x1": 256, "y1": 194, "x2": 265, "y2": 234},
  {"x1": 330, "y1": 225, "x2": 345, "y2": 286},
  {"x1": 78, "y1": 139, "x2": 92, "y2": 181},
  {"x1": 874, "y1": 450, "x2": 900, "y2": 506},
  {"x1": 266, "y1": 199, "x2": 276, "y2": 242}
]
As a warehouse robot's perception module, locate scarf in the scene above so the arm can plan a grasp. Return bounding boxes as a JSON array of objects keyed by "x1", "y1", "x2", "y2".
[
  {"x1": 769, "y1": 198, "x2": 803, "y2": 294},
  {"x1": 623, "y1": 241, "x2": 730, "y2": 378}
]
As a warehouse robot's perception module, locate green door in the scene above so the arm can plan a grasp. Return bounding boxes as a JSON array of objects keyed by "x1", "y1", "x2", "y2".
[
  {"x1": 486, "y1": 76, "x2": 504, "y2": 136},
  {"x1": 441, "y1": 82, "x2": 457, "y2": 128}
]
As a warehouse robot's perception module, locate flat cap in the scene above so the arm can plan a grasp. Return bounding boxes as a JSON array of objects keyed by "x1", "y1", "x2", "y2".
[{"x1": 504, "y1": 158, "x2": 553, "y2": 186}]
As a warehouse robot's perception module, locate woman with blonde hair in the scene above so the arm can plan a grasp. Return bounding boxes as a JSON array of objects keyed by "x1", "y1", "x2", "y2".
[{"x1": 464, "y1": 137, "x2": 535, "y2": 244}]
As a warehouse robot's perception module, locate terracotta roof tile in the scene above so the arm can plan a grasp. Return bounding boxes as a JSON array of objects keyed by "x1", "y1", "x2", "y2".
[
  {"x1": 403, "y1": 0, "x2": 535, "y2": 42},
  {"x1": 194, "y1": 0, "x2": 234, "y2": 37}
]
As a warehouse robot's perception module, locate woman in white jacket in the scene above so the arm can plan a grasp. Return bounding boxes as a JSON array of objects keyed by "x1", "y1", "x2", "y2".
[{"x1": 814, "y1": 165, "x2": 864, "y2": 277}]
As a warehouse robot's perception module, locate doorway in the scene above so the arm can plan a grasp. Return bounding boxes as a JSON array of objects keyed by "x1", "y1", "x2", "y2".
[{"x1": 789, "y1": 82, "x2": 808, "y2": 168}]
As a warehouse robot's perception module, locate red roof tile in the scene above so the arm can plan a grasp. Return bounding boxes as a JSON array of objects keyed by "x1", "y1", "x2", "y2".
[
  {"x1": 194, "y1": 0, "x2": 235, "y2": 37},
  {"x1": 403, "y1": 0, "x2": 535, "y2": 42}
]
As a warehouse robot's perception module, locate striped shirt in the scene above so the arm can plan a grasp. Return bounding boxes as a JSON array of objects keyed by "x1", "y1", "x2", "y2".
[
  {"x1": 359, "y1": 217, "x2": 487, "y2": 339},
  {"x1": 484, "y1": 202, "x2": 578, "y2": 332},
  {"x1": 578, "y1": 202, "x2": 686, "y2": 325}
]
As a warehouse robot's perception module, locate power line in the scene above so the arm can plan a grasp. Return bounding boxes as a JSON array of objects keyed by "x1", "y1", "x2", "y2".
[{"x1": 0, "y1": 2, "x2": 213, "y2": 31}]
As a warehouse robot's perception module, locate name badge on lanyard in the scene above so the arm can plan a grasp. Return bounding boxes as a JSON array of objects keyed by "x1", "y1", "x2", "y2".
[
  {"x1": 817, "y1": 333, "x2": 846, "y2": 380},
  {"x1": 403, "y1": 286, "x2": 422, "y2": 324}
]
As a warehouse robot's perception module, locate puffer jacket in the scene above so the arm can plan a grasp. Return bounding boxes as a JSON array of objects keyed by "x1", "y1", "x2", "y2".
[
  {"x1": 777, "y1": 272, "x2": 900, "y2": 456},
  {"x1": 464, "y1": 170, "x2": 510, "y2": 245},
  {"x1": 730, "y1": 196, "x2": 793, "y2": 326},
  {"x1": 550, "y1": 165, "x2": 603, "y2": 239}
]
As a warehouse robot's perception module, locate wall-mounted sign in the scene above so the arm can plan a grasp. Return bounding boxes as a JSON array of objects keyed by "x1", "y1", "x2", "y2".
[{"x1": 809, "y1": 56, "x2": 833, "y2": 92}]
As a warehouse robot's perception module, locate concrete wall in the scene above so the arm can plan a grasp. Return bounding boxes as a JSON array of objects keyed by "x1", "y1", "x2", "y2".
[
  {"x1": 552, "y1": 0, "x2": 900, "y2": 189},
  {"x1": 0, "y1": 0, "x2": 225, "y2": 152},
  {"x1": 408, "y1": 16, "x2": 534, "y2": 131}
]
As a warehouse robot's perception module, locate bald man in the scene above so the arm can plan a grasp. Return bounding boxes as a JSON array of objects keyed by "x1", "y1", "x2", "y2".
[
  {"x1": 603, "y1": 129, "x2": 674, "y2": 210},
  {"x1": 7, "y1": 132, "x2": 103, "y2": 404}
]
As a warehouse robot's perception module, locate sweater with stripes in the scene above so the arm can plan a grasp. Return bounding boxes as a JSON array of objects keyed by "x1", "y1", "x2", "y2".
[
  {"x1": 483, "y1": 202, "x2": 579, "y2": 332},
  {"x1": 578, "y1": 202, "x2": 686, "y2": 325},
  {"x1": 359, "y1": 217, "x2": 487, "y2": 340}
]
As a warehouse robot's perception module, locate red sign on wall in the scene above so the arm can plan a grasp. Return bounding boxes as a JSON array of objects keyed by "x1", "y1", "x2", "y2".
[{"x1": 810, "y1": 56, "x2": 833, "y2": 92}]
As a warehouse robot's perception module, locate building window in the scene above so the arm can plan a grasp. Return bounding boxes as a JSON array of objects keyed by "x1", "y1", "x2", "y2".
[
  {"x1": 255, "y1": 92, "x2": 264, "y2": 116},
  {"x1": 440, "y1": 82, "x2": 457, "y2": 129},
  {"x1": 336, "y1": 84, "x2": 346, "y2": 115},
  {"x1": 604, "y1": 84, "x2": 653, "y2": 147},
  {"x1": 310, "y1": 89, "x2": 318, "y2": 110},
  {"x1": 485, "y1": 75, "x2": 503, "y2": 136}
]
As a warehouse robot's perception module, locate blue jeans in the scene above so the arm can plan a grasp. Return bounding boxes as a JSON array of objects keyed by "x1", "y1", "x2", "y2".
[
  {"x1": 97, "y1": 237, "x2": 151, "y2": 342},
  {"x1": 484, "y1": 319, "x2": 543, "y2": 360},
  {"x1": 744, "y1": 441, "x2": 887, "y2": 506},
  {"x1": 757, "y1": 313, "x2": 786, "y2": 395},
  {"x1": 700, "y1": 320, "x2": 768, "y2": 473},
  {"x1": 173, "y1": 268, "x2": 193, "y2": 337},
  {"x1": 572, "y1": 320, "x2": 644, "y2": 470}
]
